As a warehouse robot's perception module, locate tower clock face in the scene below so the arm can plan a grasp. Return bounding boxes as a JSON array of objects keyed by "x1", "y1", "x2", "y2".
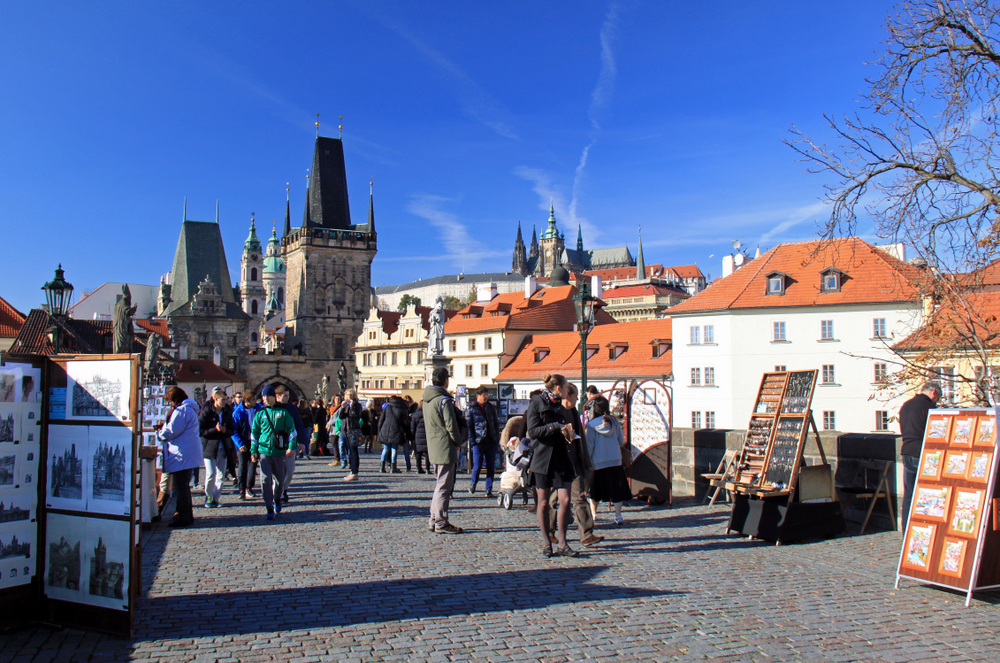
[{"x1": 251, "y1": 254, "x2": 258, "y2": 260}]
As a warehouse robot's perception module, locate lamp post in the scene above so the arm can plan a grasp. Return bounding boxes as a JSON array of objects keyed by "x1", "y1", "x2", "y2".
[
  {"x1": 41, "y1": 264, "x2": 74, "y2": 354},
  {"x1": 353, "y1": 365, "x2": 361, "y2": 394},
  {"x1": 573, "y1": 280, "x2": 597, "y2": 395}
]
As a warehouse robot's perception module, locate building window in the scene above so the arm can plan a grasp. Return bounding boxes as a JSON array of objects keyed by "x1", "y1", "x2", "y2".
[
  {"x1": 199, "y1": 334, "x2": 208, "y2": 346},
  {"x1": 481, "y1": 364, "x2": 489, "y2": 377},
  {"x1": 775, "y1": 365, "x2": 787, "y2": 372},
  {"x1": 766, "y1": 273, "x2": 785, "y2": 295},
  {"x1": 418, "y1": 351, "x2": 424, "y2": 363},
  {"x1": 703, "y1": 325, "x2": 714, "y2": 343},
  {"x1": 690, "y1": 367, "x2": 702, "y2": 385},
  {"x1": 448, "y1": 365, "x2": 454, "y2": 377},
  {"x1": 772, "y1": 321, "x2": 786, "y2": 342},
  {"x1": 227, "y1": 357, "x2": 237, "y2": 370},
  {"x1": 251, "y1": 332, "x2": 258, "y2": 344},
  {"x1": 251, "y1": 267, "x2": 258, "y2": 282},
  {"x1": 932, "y1": 366, "x2": 956, "y2": 404},
  {"x1": 485, "y1": 337, "x2": 493, "y2": 350},
  {"x1": 251, "y1": 300, "x2": 258, "y2": 315},
  {"x1": 691, "y1": 411, "x2": 702, "y2": 429},
  {"x1": 391, "y1": 351, "x2": 397, "y2": 366},
  {"x1": 228, "y1": 334, "x2": 237, "y2": 348},
  {"x1": 449, "y1": 339, "x2": 457, "y2": 352},
  {"x1": 875, "y1": 411, "x2": 890, "y2": 431},
  {"x1": 873, "y1": 317, "x2": 887, "y2": 339},
  {"x1": 690, "y1": 326, "x2": 700, "y2": 344},
  {"x1": 822, "y1": 364, "x2": 836, "y2": 384},
  {"x1": 820, "y1": 320, "x2": 834, "y2": 340},
  {"x1": 706, "y1": 411, "x2": 715, "y2": 428},
  {"x1": 823, "y1": 411, "x2": 836, "y2": 430},
  {"x1": 468, "y1": 339, "x2": 476, "y2": 351},
  {"x1": 465, "y1": 364, "x2": 473, "y2": 378},
  {"x1": 821, "y1": 270, "x2": 842, "y2": 293},
  {"x1": 874, "y1": 362, "x2": 888, "y2": 382},
  {"x1": 369, "y1": 331, "x2": 376, "y2": 340},
  {"x1": 389, "y1": 379, "x2": 395, "y2": 389},
  {"x1": 705, "y1": 367, "x2": 715, "y2": 385},
  {"x1": 334, "y1": 337, "x2": 345, "y2": 359},
  {"x1": 405, "y1": 350, "x2": 412, "y2": 365}
]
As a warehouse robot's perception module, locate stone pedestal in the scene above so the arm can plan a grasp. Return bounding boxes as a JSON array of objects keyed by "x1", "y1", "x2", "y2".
[{"x1": 424, "y1": 354, "x2": 451, "y2": 384}]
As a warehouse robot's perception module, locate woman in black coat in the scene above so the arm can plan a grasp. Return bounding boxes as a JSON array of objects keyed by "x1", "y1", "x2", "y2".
[
  {"x1": 526, "y1": 373, "x2": 578, "y2": 558},
  {"x1": 410, "y1": 407, "x2": 428, "y2": 474},
  {"x1": 198, "y1": 390, "x2": 236, "y2": 507}
]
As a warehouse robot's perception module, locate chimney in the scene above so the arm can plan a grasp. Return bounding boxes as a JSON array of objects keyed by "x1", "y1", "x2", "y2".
[
  {"x1": 476, "y1": 282, "x2": 497, "y2": 303},
  {"x1": 525, "y1": 275, "x2": 538, "y2": 297},
  {"x1": 590, "y1": 275, "x2": 603, "y2": 300},
  {"x1": 722, "y1": 255, "x2": 735, "y2": 277}
]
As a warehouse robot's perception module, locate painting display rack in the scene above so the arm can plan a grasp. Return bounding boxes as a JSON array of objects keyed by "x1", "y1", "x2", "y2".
[
  {"x1": 726, "y1": 370, "x2": 845, "y2": 543},
  {"x1": 896, "y1": 408, "x2": 1000, "y2": 607}
]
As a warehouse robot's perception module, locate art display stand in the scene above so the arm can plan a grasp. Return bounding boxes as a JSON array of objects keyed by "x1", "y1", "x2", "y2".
[
  {"x1": 0, "y1": 353, "x2": 141, "y2": 637},
  {"x1": 725, "y1": 370, "x2": 845, "y2": 543},
  {"x1": 895, "y1": 408, "x2": 1000, "y2": 607},
  {"x1": 609, "y1": 378, "x2": 672, "y2": 504}
]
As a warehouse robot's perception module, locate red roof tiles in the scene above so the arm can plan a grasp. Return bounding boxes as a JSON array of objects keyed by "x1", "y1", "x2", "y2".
[
  {"x1": 603, "y1": 284, "x2": 689, "y2": 299},
  {"x1": 446, "y1": 286, "x2": 615, "y2": 335},
  {"x1": 174, "y1": 359, "x2": 245, "y2": 383},
  {"x1": 0, "y1": 296, "x2": 26, "y2": 339},
  {"x1": 894, "y1": 291, "x2": 1000, "y2": 352}
]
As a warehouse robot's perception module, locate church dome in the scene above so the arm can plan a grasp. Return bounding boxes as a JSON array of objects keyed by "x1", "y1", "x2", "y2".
[
  {"x1": 550, "y1": 265, "x2": 570, "y2": 287},
  {"x1": 263, "y1": 227, "x2": 285, "y2": 274}
]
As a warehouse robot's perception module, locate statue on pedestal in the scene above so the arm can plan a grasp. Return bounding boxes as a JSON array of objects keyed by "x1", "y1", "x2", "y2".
[
  {"x1": 427, "y1": 296, "x2": 445, "y2": 357},
  {"x1": 338, "y1": 363, "x2": 348, "y2": 394},
  {"x1": 113, "y1": 285, "x2": 137, "y2": 354}
]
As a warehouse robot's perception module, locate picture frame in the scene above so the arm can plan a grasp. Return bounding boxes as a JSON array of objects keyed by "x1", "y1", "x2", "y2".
[
  {"x1": 942, "y1": 451, "x2": 971, "y2": 480},
  {"x1": 967, "y1": 451, "x2": 993, "y2": 484},
  {"x1": 926, "y1": 416, "x2": 951, "y2": 442},
  {"x1": 919, "y1": 449, "x2": 944, "y2": 482},
  {"x1": 948, "y1": 488, "x2": 986, "y2": 538},
  {"x1": 497, "y1": 384, "x2": 514, "y2": 400},
  {"x1": 938, "y1": 536, "x2": 969, "y2": 579},
  {"x1": 902, "y1": 522, "x2": 937, "y2": 572},
  {"x1": 643, "y1": 388, "x2": 656, "y2": 405},
  {"x1": 974, "y1": 415, "x2": 996, "y2": 448},
  {"x1": 911, "y1": 485, "x2": 951, "y2": 523},
  {"x1": 951, "y1": 416, "x2": 976, "y2": 447}
]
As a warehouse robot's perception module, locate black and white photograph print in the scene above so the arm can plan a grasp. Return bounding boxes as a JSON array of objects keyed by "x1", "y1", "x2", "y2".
[
  {"x1": 0, "y1": 526, "x2": 34, "y2": 589},
  {"x1": 0, "y1": 407, "x2": 19, "y2": 444},
  {"x1": 0, "y1": 494, "x2": 32, "y2": 523},
  {"x1": 0, "y1": 528, "x2": 30, "y2": 559},
  {"x1": 44, "y1": 514, "x2": 84, "y2": 602},
  {"x1": 47, "y1": 425, "x2": 86, "y2": 511},
  {"x1": 0, "y1": 373, "x2": 15, "y2": 403},
  {"x1": 87, "y1": 426, "x2": 132, "y2": 516},
  {"x1": 18, "y1": 370, "x2": 39, "y2": 403},
  {"x1": 81, "y1": 517, "x2": 129, "y2": 610},
  {"x1": 0, "y1": 454, "x2": 15, "y2": 486},
  {"x1": 66, "y1": 360, "x2": 131, "y2": 422}
]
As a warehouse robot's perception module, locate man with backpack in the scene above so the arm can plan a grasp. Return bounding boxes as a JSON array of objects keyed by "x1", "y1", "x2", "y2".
[{"x1": 423, "y1": 367, "x2": 465, "y2": 534}]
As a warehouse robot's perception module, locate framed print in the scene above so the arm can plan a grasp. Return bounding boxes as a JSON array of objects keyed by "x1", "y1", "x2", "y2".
[
  {"x1": 926, "y1": 416, "x2": 951, "y2": 442},
  {"x1": 948, "y1": 488, "x2": 986, "y2": 538},
  {"x1": 938, "y1": 537, "x2": 969, "y2": 579},
  {"x1": 497, "y1": 384, "x2": 514, "y2": 400},
  {"x1": 902, "y1": 523, "x2": 937, "y2": 571},
  {"x1": 0, "y1": 453, "x2": 15, "y2": 488},
  {"x1": 942, "y1": 451, "x2": 971, "y2": 480},
  {"x1": 66, "y1": 360, "x2": 132, "y2": 422},
  {"x1": 951, "y1": 416, "x2": 976, "y2": 447},
  {"x1": 919, "y1": 449, "x2": 944, "y2": 481},
  {"x1": 967, "y1": 451, "x2": 993, "y2": 484},
  {"x1": 0, "y1": 406, "x2": 21, "y2": 445},
  {"x1": 86, "y1": 426, "x2": 132, "y2": 517},
  {"x1": 0, "y1": 525, "x2": 34, "y2": 589},
  {"x1": 974, "y1": 415, "x2": 996, "y2": 448},
  {"x1": 43, "y1": 513, "x2": 86, "y2": 603},
  {"x1": 46, "y1": 425, "x2": 87, "y2": 512},
  {"x1": 911, "y1": 486, "x2": 951, "y2": 522},
  {"x1": 0, "y1": 493, "x2": 33, "y2": 524},
  {"x1": 81, "y1": 518, "x2": 130, "y2": 611}
]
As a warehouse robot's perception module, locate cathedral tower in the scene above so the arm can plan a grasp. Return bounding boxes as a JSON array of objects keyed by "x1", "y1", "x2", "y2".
[
  {"x1": 512, "y1": 221, "x2": 528, "y2": 276},
  {"x1": 240, "y1": 214, "x2": 265, "y2": 344},
  {"x1": 537, "y1": 203, "x2": 565, "y2": 278}
]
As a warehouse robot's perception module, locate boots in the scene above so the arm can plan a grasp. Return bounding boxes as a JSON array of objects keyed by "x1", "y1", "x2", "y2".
[
  {"x1": 380, "y1": 462, "x2": 388, "y2": 474},
  {"x1": 391, "y1": 464, "x2": 401, "y2": 474}
]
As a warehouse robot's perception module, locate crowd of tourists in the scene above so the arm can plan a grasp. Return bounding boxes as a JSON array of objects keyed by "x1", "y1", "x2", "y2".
[{"x1": 154, "y1": 368, "x2": 632, "y2": 557}]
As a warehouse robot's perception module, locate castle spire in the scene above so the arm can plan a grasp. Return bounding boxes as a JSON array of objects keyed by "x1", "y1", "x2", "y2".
[
  {"x1": 283, "y1": 184, "x2": 291, "y2": 238},
  {"x1": 529, "y1": 225, "x2": 538, "y2": 259},
  {"x1": 576, "y1": 223, "x2": 584, "y2": 254},
  {"x1": 512, "y1": 221, "x2": 528, "y2": 275},
  {"x1": 367, "y1": 180, "x2": 375, "y2": 234},
  {"x1": 244, "y1": 213, "x2": 261, "y2": 253},
  {"x1": 183, "y1": 197, "x2": 187, "y2": 222},
  {"x1": 636, "y1": 226, "x2": 646, "y2": 279},
  {"x1": 215, "y1": 200, "x2": 220, "y2": 224}
]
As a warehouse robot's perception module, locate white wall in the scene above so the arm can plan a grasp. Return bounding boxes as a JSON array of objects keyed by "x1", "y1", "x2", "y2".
[{"x1": 70, "y1": 283, "x2": 160, "y2": 320}]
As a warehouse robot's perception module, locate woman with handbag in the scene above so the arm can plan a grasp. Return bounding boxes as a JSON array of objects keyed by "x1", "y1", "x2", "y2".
[
  {"x1": 585, "y1": 396, "x2": 631, "y2": 525},
  {"x1": 338, "y1": 389, "x2": 364, "y2": 481}
]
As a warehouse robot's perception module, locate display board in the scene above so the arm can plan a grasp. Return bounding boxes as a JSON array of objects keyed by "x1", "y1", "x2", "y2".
[
  {"x1": 626, "y1": 379, "x2": 672, "y2": 503},
  {"x1": 896, "y1": 408, "x2": 1000, "y2": 607}
]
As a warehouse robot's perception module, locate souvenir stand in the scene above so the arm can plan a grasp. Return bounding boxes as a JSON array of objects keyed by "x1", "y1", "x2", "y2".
[
  {"x1": 608, "y1": 378, "x2": 672, "y2": 505},
  {"x1": 726, "y1": 370, "x2": 845, "y2": 543},
  {"x1": 0, "y1": 353, "x2": 141, "y2": 637},
  {"x1": 896, "y1": 408, "x2": 1000, "y2": 607}
]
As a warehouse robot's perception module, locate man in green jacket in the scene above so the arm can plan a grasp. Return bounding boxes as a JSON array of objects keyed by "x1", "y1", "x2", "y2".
[
  {"x1": 423, "y1": 367, "x2": 464, "y2": 534},
  {"x1": 251, "y1": 384, "x2": 297, "y2": 520}
]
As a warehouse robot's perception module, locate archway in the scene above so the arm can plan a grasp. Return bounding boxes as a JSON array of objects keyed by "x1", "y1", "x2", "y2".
[{"x1": 252, "y1": 376, "x2": 307, "y2": 402}]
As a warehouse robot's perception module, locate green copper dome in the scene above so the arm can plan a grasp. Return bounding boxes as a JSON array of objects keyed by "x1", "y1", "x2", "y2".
[
  {"x1": 244, "y1": 219, "x2": 262, "y2": 253},
  {"x1": 263, "y1": 227, "x2": 285, "y2": 274},
  {"x1": 541, "y1": 204, "x2": 562, "y2": 240}
]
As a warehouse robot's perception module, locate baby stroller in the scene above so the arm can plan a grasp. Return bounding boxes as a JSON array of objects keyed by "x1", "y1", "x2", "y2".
[{"x1": 496, "y1": 437, "x2": 533, "y2": 510}]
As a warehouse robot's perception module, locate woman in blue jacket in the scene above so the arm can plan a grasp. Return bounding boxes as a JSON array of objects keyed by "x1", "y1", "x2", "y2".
[{"x1": 155, "y1": 387, "x2": 203, "y2": 527}]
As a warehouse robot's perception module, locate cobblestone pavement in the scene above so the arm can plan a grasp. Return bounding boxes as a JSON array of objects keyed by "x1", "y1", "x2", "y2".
[{"x1": 4, "y1": 453, "x2": 1000, "y2": 662}]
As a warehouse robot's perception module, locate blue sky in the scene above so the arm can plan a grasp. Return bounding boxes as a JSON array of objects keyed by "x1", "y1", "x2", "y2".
[{"x1": 0, "y1": 1, "x2": 896, "y2": 314}]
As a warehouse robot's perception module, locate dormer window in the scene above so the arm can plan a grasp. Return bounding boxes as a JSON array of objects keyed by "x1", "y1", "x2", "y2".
[
  {"x1": 649, "y1": 339, "x2": 670, "y2": 358},
  {"x1": 820, "y1": 268, "x2": 845, "y2": 293},
  {"x1": 607, "y1": 342, "x2": 628, "y2": 360},
  {"x1": 533, "y1": 347, "x2": 550, "y2": 363},
  {"x1": 584, "y1": 344, "x2": 598, "y2": 360},
  {"x1": 766, "y1": 272, "x2": 788, "y2": 296}
]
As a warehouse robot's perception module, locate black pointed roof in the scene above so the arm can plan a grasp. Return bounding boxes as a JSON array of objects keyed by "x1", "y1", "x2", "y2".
[
  {"x1": 283, "y1": 193, "x2": 291, "y2": 238},
  {"x1": 367, "y1": 187, "x2": 375, "y2": 234},
  {"x1": 303, "y1": 136, "x2": 352, "y2": 230},
  {"x1": 164, "y1": 217, "x2": 248, "y2": 319}
]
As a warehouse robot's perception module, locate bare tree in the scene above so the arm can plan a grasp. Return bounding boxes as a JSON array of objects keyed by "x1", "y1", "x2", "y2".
[{"x1": 789, "y1": 0, "x2": 1000, "y2": 404}]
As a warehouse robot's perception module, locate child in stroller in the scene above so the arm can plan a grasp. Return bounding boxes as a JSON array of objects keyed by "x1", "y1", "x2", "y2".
[{"x1": 496, "y1": 436, "x2": 534, "y2": 510}]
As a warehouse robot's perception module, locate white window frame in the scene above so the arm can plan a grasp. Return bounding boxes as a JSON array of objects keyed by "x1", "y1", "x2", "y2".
[
  {"x1": 820, "y1": 319, "x2": 834, "y2": 340},
  {"x1": 690, "y1": 367, "x2": 702, "y2": 386},
  {"x1": 772, "y1": 321, "x2": 787, "y2": 342},
  {"x1": 873, "y1": 317, "x2": 887, "y2": 339},
  {"x1": 703, "y1": 325, "x2": 715, "y2": 344},
  {"x1": 822, "y1": 364, "x2": 836, "y2": 384},
  {"x1": 823, "y1": 411, "x2": 836, "y2": 431},
  {"x1": 690, "y1": 326, "x2": 700, "y2": 344},
  {"x1": 706, "y1": 411, "x2": 716, "y2": 428},
  {"x1": 691, "y1": 411, "x2": 702, "y2": 429},
  {"x1": 705, "y1": 367, "x2": 715, "y2": 385}
]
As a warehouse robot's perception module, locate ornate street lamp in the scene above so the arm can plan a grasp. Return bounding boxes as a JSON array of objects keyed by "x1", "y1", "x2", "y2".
[
  {"x1": 573, "y1": 280, "x2": 597, "y2": 395},
  {"x1": 353, "y1": 365, "x2": 361, "y2": 393},
  {"x1": 41, "y1": 264, "x2": 74, "y2": 354}
]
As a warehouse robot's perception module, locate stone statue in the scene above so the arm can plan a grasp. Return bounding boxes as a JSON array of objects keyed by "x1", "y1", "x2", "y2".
[
  {"x1": 337, "y1": 364, "x2": 348, "y2": 394},
  {"x1": 113, "y1": 284, "x2": 137, "y2": 354},
  {"x1": 316, "y1": 375, "x2": 329, "y2": 402},
  {"x1": 144, "y1": 333, "x2": 161, "y2": 376},
  {"x1": 427, "y1": 296, "x2": 445, "y2": 357}
]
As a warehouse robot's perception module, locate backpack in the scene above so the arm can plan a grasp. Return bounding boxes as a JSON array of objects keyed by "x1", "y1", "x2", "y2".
[{"x1": 438, "y1": 396, "x2": 469, "y2": 443}]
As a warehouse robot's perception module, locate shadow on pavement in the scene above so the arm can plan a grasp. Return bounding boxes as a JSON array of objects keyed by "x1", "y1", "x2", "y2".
[{"x1": 135, "y1": 566, "x2": 680, "y2": 640}]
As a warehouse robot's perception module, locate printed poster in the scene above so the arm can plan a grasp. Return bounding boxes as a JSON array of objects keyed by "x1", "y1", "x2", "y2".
[{"x1": 66, "y1": 360, "x2": 132, "y2": 422}]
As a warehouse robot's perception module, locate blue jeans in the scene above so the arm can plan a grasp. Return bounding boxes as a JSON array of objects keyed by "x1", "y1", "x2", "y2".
[
  {"x1": 381, "y1": 443, "x2": 398, "y2": 464},
  {"x1": 901, "y1": 454, "x2": 919, "y2": 528},
  {"x1": 400, "y1": 441, "x2": 412, "y2": 471},
  {"x1": 471, "y1": 442, "x2": 497, "y2": 492}
]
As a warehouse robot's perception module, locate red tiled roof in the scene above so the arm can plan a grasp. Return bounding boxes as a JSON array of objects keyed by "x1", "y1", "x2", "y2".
[
  {"x1": 668, "y1": 238, "x2": 918, "y2": 314},
  {"x1": 9, "y1": 309, "x2": 115, "y2": 354},
  {"x1": 0, "y1": 296, "x2": 26, "y2": 339},
  {"x1": 667, "y1": 264, "x2": 704, "y2": 279},
  {"x1": 174, "y1": 359, "x2": 245, "y2": 383},
  {"x1": 446, "y1": 286, "x2": 615, "y2": 335},
  {"x1": 586, "y1": 265, "x2": 663, "y2": 281},
  {"x1": 894, "y1": 291, "x2": 1000, "y2": 352},
  {"x1": 135, "y1": 317, "x2": 171, "y2": 347},
  {"x1": 603, "y1": 284, "x2": 689, "y2": 299},
  {"x1": 496, "y1": 318, "x2": 672, "y2": 381}
]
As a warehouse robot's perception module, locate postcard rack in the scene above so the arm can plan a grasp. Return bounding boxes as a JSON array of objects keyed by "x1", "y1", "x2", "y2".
[{"x1": 896, "y1": 408, "x2": 1000, "y2": 607}]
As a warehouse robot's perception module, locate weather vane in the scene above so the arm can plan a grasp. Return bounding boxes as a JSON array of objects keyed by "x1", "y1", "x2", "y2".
[
  {"x1": 315, "y1": 112, "x2": 320, "y2": 137},
  {"x1": 339, "y1": 115, "x2": 344, "y2": 138}
]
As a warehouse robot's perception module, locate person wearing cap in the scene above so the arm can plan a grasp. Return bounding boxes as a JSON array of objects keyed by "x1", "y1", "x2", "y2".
[{"x1": 250, "y1": 384, "x2": 297, "y2": 520}]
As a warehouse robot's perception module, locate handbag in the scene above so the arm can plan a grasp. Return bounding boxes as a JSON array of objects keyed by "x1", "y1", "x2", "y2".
[{"x1": 348, "y1": 429, "x2": 363, "y2": 448}]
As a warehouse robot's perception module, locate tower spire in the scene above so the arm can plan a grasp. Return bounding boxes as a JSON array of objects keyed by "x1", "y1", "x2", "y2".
[
  {"x1": 367, "y1": 180, "x2": 375, "y2": 234},
  {"x1": 576, "y1": 223, "x2": 584, "y2": 254},
  {"x1": 315, "y1": 113, "x2": 320, "y2": 137},
  {"x1": 283, "y1": 184, "x2": 291, "y2": 238},
  {"x1": 215, "y1": 200, "x2": 220, "y2": 224},
  {"x1": 183, "y1": 197, "x2": 187, "y2": 222},
  {"x1": 636, "y1": 226, "x2": 646, "y2": 279}
]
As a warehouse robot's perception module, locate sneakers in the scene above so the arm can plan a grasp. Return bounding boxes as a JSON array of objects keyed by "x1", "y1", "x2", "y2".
[
  {"x1": 211, "y1": 500, "x2": 223, "y2": 508},
  {"x1": 581, "y1": 534, "x2": 605, "y2": 547},
  {"x1": 203, "y1": 499, "x2": 213, "y2": 509},
  {"x1": 485, "y1": 490, "x2": 493, "y2": 499},
  {"x1": 434, "y1": 523, "x2": 464, "y2": 534},
  {"x1": 265, "y1": 511, "x2": 275, "y2": 520},
  {"x1": 239, "y1": 492, "x2": 248, "y2": 501},
  {"x1": 247, "y1": 489, "x2": 256, "y2": 498},
  {"x1": 613, "y1": 516, "x2": 625, "y2": 525},
  {"x1": 344, "y1": 473, "x2": 358, "y2": 481},
  {"x1": 274, "y1": 500, "x2": 282, "y2": 514}
]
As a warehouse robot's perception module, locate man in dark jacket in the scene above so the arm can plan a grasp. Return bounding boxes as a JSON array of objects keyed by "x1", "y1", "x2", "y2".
[
  {"x1": 466, "y1": 386, "x2": 501, "y2": 497},
  {"x1": 378, "y1": 395, "x2": 411, "y2": 473},
  {"x1": 198, "y1": 389, "x2": 236, "y2": 508},
  {"x1": 411, "y1": 407, "x2": 429, "y2": 474},
  {"x1": 898, "y1": 381, "x2": 941, "y2": 526}
]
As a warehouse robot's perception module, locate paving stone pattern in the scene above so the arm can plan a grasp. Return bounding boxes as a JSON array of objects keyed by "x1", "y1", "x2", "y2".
[{"x1": 3, "y1": 454, "x2": 1000, "y2": 662}]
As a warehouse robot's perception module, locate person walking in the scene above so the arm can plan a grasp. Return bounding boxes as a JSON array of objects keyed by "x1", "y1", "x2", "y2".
[
  {"x1": 231, "y1": 389, "x2": 262, "y2": 500},
  {"x1": 199, "y1": 389, "x2": 236, "y2": 508},
  {"x1": 899, "y1": 381, "x2": 942, "y2": 526},
  {"x1": 296, "y1": 398, "x2": 314, "y2": 460},
  {"x1": 337, "y1": 389, "x2": 364, "y2": 481},
  {"x1": 585, "y1": 396, "x2": 631, "y2": 526},
  {"x1": 250, "y1": 385, "x2": 297, "y2": 520},
  {"x1": 547, "y1": 382, "x2": 602, "y2": 548},
  {"x1": 527, "y1": 374, "x2": 578, "y2": 558},
  {"x1": 361, "y1": 400, "x2": 380, "y2": 454},
  {"x1": 275, "y1": 387, "x2": 307, "y2": 503},
  {"x1": 311, "y1": 399, "x2": 329, "y2": 456},
  {"x1": 466, "y1": 386, "x2": 501, "y2": 498},
  {"x1": 378, "y1": 395, "x2": 410, "y2": 473},
  {"x1": 155, "y1": 387, "x2": 203, "y2": 527},
  {"x1": 411, "y1": 406, "x2": 429, "y2": 474},
  {"x1": 423, "y1": 367, "x2": 464, "y2": 534}
]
